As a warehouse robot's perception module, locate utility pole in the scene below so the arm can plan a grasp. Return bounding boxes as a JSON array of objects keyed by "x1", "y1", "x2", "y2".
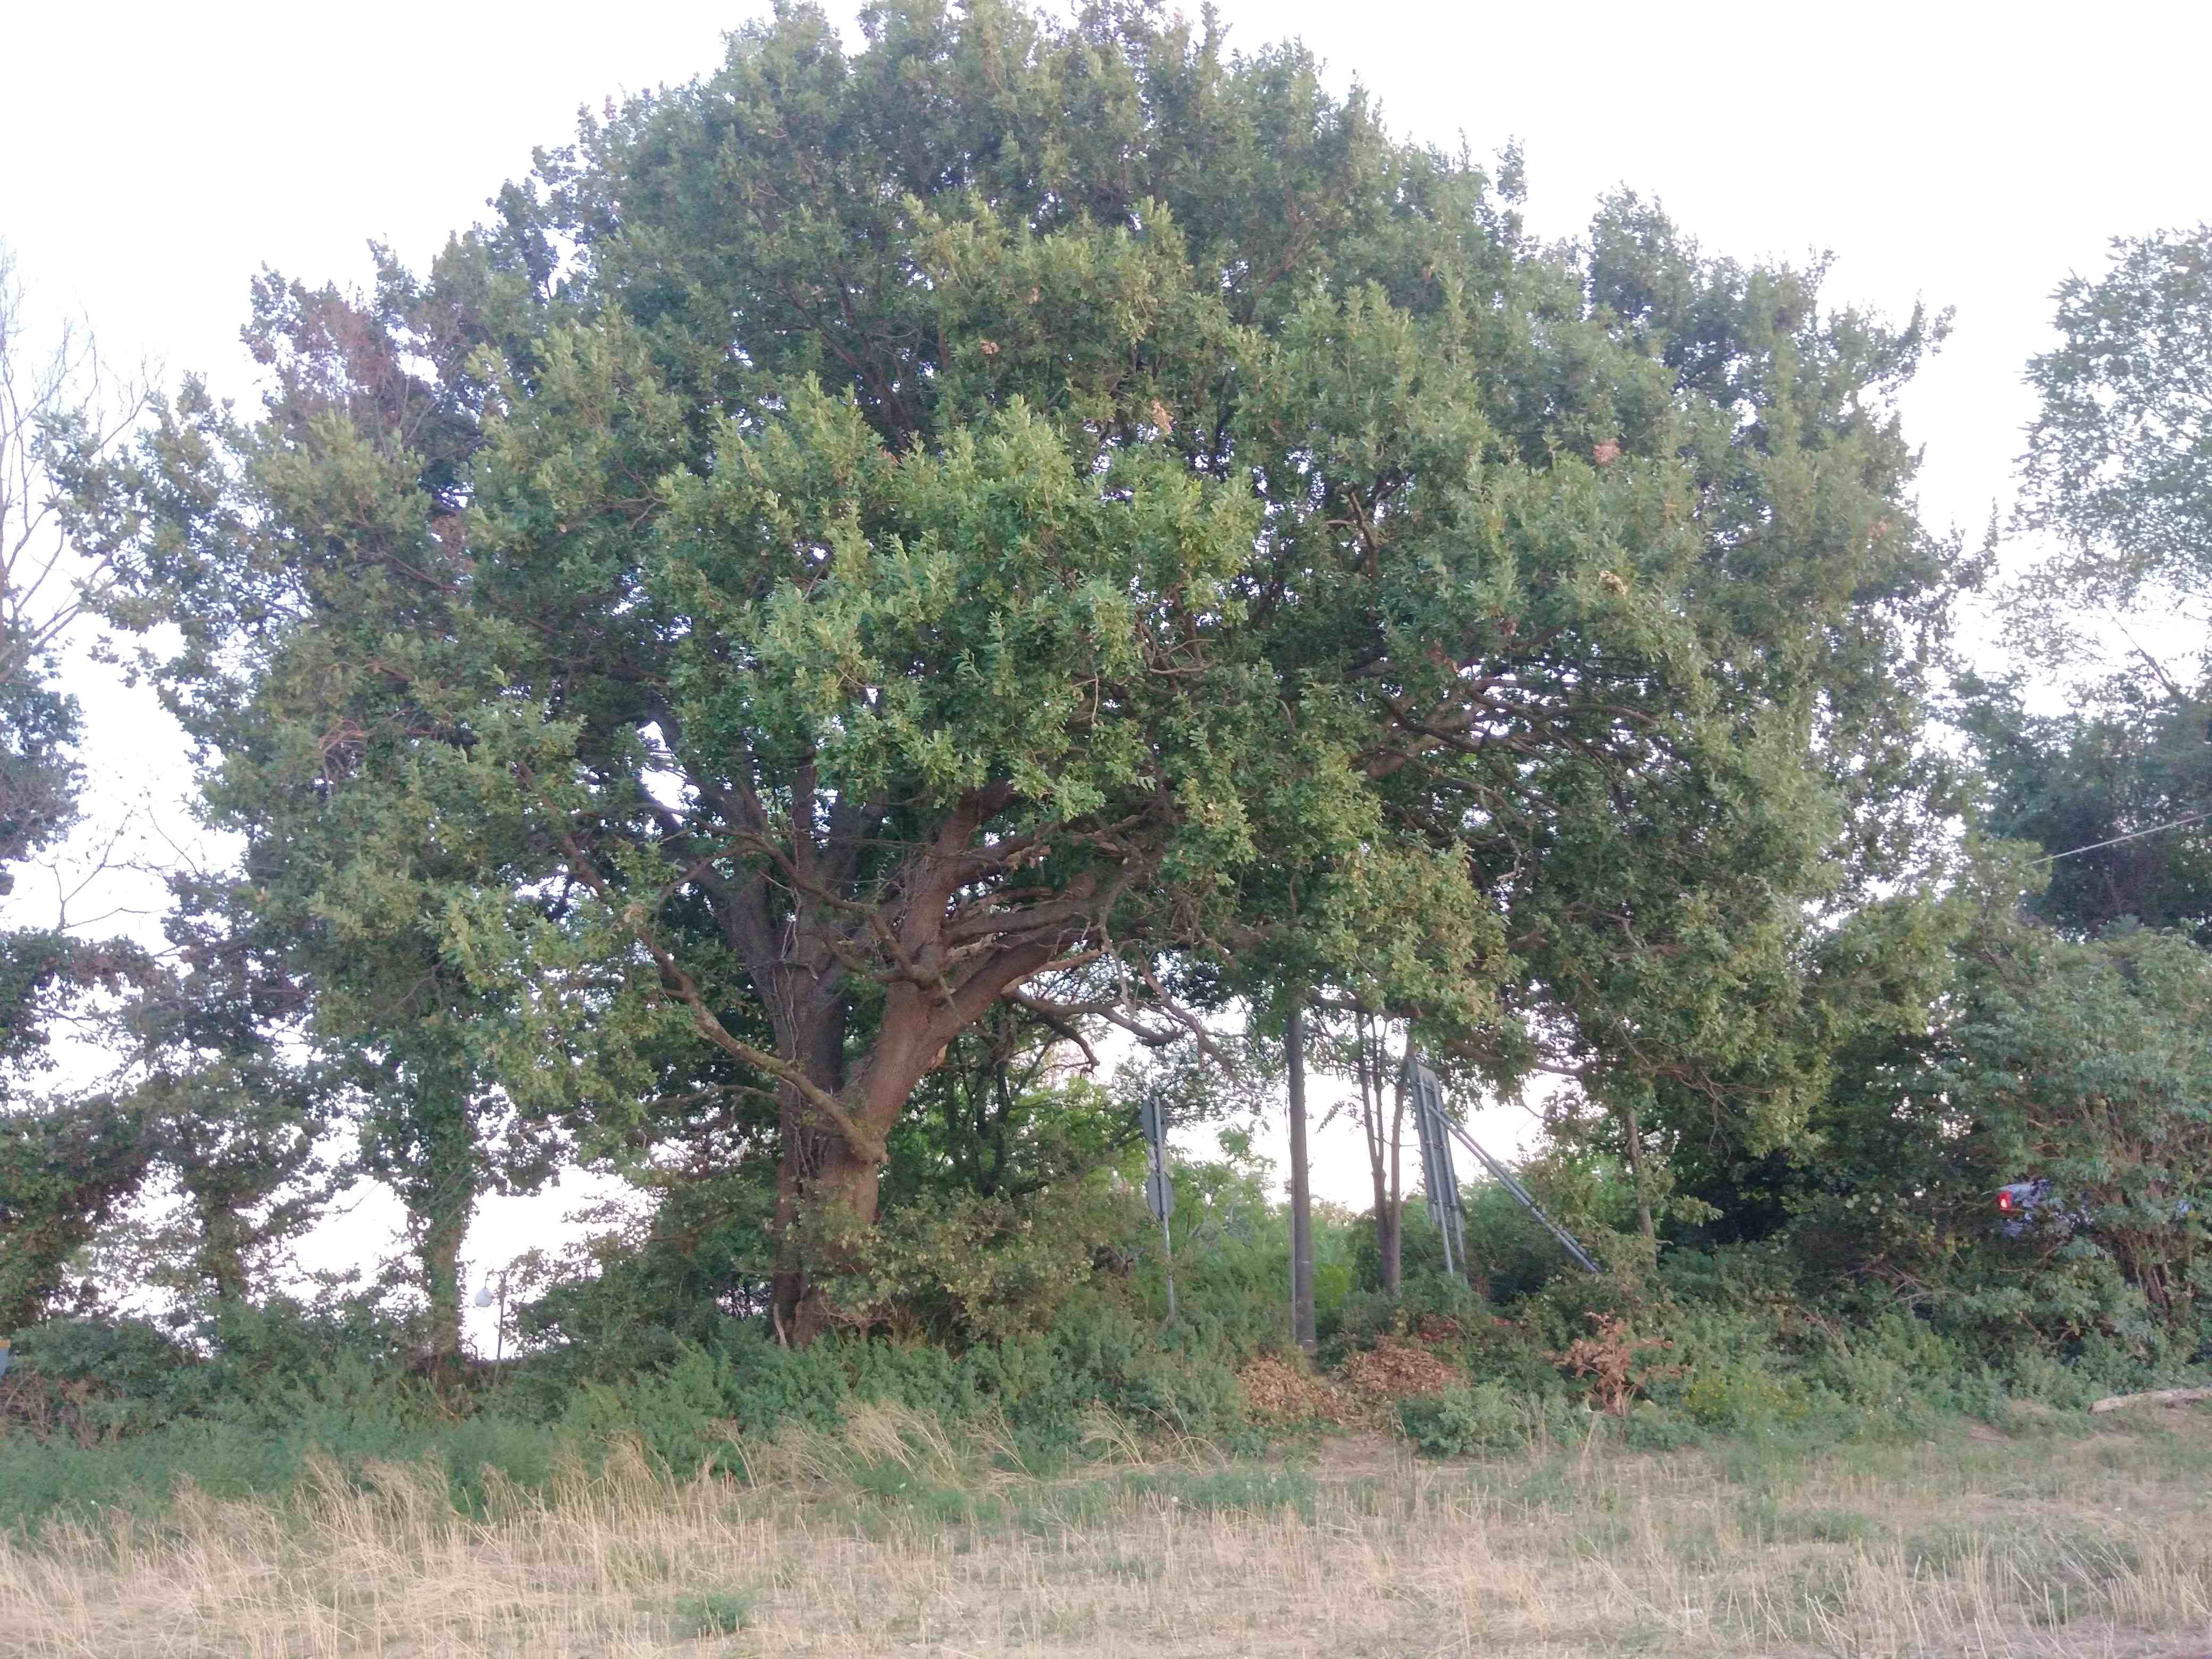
[{"x1": 1286, "y1": 988, "x2": 1316, "y2": 1355}]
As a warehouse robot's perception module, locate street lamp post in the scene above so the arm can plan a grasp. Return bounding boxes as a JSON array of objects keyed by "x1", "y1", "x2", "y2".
[{"x1": 472, "y1": 1269, "x2": 513, "y2": 1375}]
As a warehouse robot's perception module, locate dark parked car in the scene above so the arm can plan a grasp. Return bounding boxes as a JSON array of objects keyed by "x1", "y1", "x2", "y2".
[
  {"x1": 1997, "y1": 1179, "x2": 2191, "y2": 1238},
  {"x1": 1997, "y1": 1179, "x2": 2064, "y2": 1237}
]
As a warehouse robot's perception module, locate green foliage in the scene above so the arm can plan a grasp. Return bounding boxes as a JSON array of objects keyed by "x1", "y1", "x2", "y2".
[
  {"x1": 1937, "y1": 919, "x2": 2212, "y2": 1335},
  {"x1": 1398, "y1": 1381, "x2": 1582, "y2": 1457},
  {"x1": 9, "y1": 1202, "x2": 2210, "y2": 1526},
  {"x1": 0, "y1": 245, "x2": 97, "y2": 885},
  {"x1": 528, "y1": 1295, "x2": 1251, "y2": 1480},
  {"x1": 809, "y1": 1179, "x2": 1136, "y2": 1343},
  {"x1": 1957, "y1": 674, "x2": 2212, "y2": 940},
  {"x1": 0, "y1": 1092, "x2": 150, "y2": 1332},
  {"x1": 667, "y1": 1590, "x2": 753, "y2": 1638},
  {"x1": 15, "y1": 4, "x2": 2202, "y2": 1545},
  {"x1": 885, "y1": 1016, "x2": 1138, "y2": 1208},
  {"x1": 64, "y1": 1, "x2": 1970, "y2": 1337},
  {"x1": 2016, "y1": 223, "x2": 2212, "y2": 611},
  {"x1": 1621, "y1": 1403, "x2": 1703, "y2": 1451},
  {"x1": 9, "y1": 1317, "x2": 188, "y2": 1400},
  {"x1": 1680, "y1": 1364, "x2": 1815, "y2": 1432},
  {"x1": 0, "y1": 250, "x2": 164, "y2": 1337}
]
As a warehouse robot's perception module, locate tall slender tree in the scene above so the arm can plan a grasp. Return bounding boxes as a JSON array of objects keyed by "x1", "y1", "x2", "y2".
[
  {"x1": 1348, "y1": 1011, "x2": 1407, "y2": 1297},
  {"x1": 0, "y1": 245, "x2": 152, "y2": 1332}
]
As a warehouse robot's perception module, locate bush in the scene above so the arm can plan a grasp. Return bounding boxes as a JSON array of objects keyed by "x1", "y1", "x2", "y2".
[
  {"x1": 1622, "y1": 1402, "x2": 1702, "y2": 1451},
  {"x1": 1679, "y1": 1363, "x2": 1813, "y2": 1431},
  {"x1": 1398, "y1": 1381, "x2": 1582, "y2": 1457},
  {"x1": 8, "y1": 1317, "x2": 188, "y2": 1398},
  {"x1": 814, "y1": 1182, "x2": 1138, "y2": 1343}
]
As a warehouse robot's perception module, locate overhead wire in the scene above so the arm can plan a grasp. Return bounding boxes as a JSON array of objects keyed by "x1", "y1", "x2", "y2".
[{"x1": 2031, "y1": 807, "x2": 2212, "y2": 865}]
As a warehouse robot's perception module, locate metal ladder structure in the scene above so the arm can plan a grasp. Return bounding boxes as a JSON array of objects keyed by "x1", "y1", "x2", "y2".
[{"x1": 1401, "y1": 1051, "x2": 1603, "y2": 1278}]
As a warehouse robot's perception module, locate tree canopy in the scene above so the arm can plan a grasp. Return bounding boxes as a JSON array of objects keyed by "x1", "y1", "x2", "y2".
[{"x1": 66, "y1": 0, "x2": 1965, "y2": 1340}]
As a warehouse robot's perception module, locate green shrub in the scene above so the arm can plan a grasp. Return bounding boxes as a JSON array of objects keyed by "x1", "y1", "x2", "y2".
[
  {"x1": 1679, "y1": 1362, "x2": 1814, "y2": 1431},
  {"x1": 668, "y1": 1589, "x2": 753, "y2": 1637},
  {"x1": 8, "y1": 1317, "x2": 188, "y2": 1398},
  {"x1": 1622, "y1": 1402, "x2": 1701, "y2": 1451},
  {"x1": 1399, "y1": 1381, "x2": 1580, "y2": 1457},
  {"x1": 812, "y1": 1182, "x2": 1135, "y2": 1343}
]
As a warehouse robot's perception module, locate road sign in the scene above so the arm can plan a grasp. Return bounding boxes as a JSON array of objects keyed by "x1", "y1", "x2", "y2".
[
  {"x1": 1137, "y1": 1099, "x2": 1178, "y2": 1323},
  {"x1": 1139, "y1": 1097, "x2": 1166, "y2": 1149},
  {"x1": 1144, "y1": 1157, "x2": 1176, "y2": 1222}
]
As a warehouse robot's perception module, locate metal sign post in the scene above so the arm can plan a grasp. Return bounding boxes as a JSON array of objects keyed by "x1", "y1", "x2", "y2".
[
  {"x1": 1401, "y1": 1050, "x2": 1604, "y2": 1279},
  {"x1": 1403, "y1": 1053, "x2": 1469, "y2": 1280},
  {"x1": 1139, "y1": 1097, "x2": 1178, "y2": 1326}
]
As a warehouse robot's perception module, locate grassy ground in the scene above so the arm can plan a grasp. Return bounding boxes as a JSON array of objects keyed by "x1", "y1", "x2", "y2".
[{"x1": 4, "y1": 1400, "x2": 2210, "y2": 1657}]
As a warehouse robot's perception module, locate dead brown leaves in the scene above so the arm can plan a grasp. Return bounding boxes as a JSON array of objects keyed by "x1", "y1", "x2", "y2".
[
  {"x1": 1550, "y1": 1313, "x2": 1681, "y2": 1415},
  {"x1": 1237, "y1": 1355, "x2": 1358, "y2": 1426},
  {"x1": 1336, "y1": 1339, "x2": 1463, "y2": 1405},
  {"x1": 1239, "y1": 1338, "x2": 1468, "y2": 1430}
]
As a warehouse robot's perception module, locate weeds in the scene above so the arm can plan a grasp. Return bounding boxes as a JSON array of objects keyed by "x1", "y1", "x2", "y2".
[{"x1": 2, "y1": 1404, "x2": 2207, "y2": 1656}]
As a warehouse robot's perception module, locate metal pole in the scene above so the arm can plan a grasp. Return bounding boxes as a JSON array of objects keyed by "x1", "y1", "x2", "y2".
[
  {"x1": 1286, "y1": 990, "x2": 1316, "y2": 1355},
  {"x1": 1141, "y1": 1099, "x2": 1178, "y2": 1328},
  {"x1": 1160, "y1": 1210, "x2": 1178, "y2": 1327},
  {"x1": 1439, "y1": 1116, "x2": 1604, "y2": 1276},
  {"x1": 1405, "y1": 1054, "x2": 1467, "y2": 1281}
]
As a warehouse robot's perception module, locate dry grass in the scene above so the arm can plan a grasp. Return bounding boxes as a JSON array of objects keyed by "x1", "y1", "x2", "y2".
[{"x1": 5, "y1": 1401, "x2": 2212, "y2": 1657}]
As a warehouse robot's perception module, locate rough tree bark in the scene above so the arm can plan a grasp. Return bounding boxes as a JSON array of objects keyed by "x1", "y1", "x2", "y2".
[
  {"x1": 569, "y1": 768, "x2": 1145, "y2": 1345},
  {"x1": 1620, "y1": 1099, "x2": 1657, "y2": 1243}
]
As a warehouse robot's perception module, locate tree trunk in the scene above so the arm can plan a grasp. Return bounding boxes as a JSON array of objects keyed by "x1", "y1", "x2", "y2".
[
  {"x1": 420, "y1": 1194, "x2": 470, "y2": 1378},
  {"x1": 1621, "y1": 1099, "x2": 1656, "y2": 1242},
  {"x1": 765, "y1": 973, "x2": 1027, "y2": 1342},
  {"x1": 783, "y1": 1141, "x2": 883, "y2": 1345},
  {"x1": 748, "y1": 791, "x2": 1107, "y2": 1344},
  {"x1": 770, "y1": 994, "x2": 851, "y2": 1342},
  {"x1": 1286, "y1": 991, "x2": 1316, "y2": 1355},
  {"x1": 1385, "y1": 1041, "x2": 1406, "y2": 1298},
  {"x1": 193, "y1": 1193, "x2": 250, "y2": 1305},
  {"x1": 1356, "y1": 1018, "x2": 1404, "y2": 1301}
]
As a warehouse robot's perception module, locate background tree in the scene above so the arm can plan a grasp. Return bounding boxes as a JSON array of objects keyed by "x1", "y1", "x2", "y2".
[
  {"x1": 2016, "y1": 223, "x2": 2212, "y2": 623},
  {"x1": 1952, "y1": 224, "x2": 2212, "y2": 944},
  {"x1": 1957, "y1": 671, "x2": 2212, "y2": 939},
  {"x1": 1940, "y1": 917, "x2": 2212, "y2": 1330},
  {"x1": 1320, "y1": 1007, "x2": 1409, "y2": 1297},
  {"x1": 1, "y1": 241, "x2": 146, "y2": 856},
  {"x1": 881, "y1": 1000, "x2": 1133, "y2": 1206},
  {"x1": 0, "y1": 244, "x2": 152, "y2": 1333},
  {"x1": 0, "y1": 1012, "x2": 146, "y2": 1333}
]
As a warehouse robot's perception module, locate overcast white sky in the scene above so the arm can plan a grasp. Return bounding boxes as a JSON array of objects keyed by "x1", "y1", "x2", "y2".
[{"x1": 6, "y1": 0, "x2": 2207, "y2": 1326}]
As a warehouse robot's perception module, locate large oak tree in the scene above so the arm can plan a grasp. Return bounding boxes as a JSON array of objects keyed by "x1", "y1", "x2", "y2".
[{"x1": 80, "y1": 1, "x2": 1958, "y2": 1336}]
